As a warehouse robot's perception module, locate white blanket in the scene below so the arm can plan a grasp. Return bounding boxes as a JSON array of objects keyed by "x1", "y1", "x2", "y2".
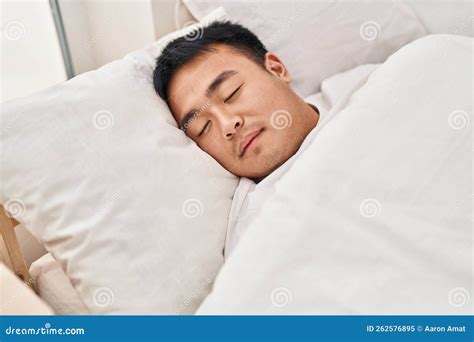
[
  {"x1": 198, "y1": 35, "x2": 473, "y2": 315},
  {"x1": 224, "y1": 63, "x2": 381, "y2": 258}
]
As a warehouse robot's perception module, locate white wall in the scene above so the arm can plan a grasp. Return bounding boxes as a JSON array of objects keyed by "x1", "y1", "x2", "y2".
[
  {"x1": 60, "y1": 0, "x2": 158, "y2": 74},
  {"x1": 58, "y1": 0, "x2": 96, "y2": 75},
  {"x1": 0, "y1": 0, "x2": 67, "y2": 102},
  {"x1": 60, "y1": 0, "x2": 195, "y2": 75}
]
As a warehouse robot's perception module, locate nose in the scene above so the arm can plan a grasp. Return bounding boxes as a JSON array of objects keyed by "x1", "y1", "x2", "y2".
[
  {"x1": 224, "y1": 120, "x2": 242, "y2": 139},
  {"x1": 215, "y1": 110, "x2": 243, "y2": 139}
]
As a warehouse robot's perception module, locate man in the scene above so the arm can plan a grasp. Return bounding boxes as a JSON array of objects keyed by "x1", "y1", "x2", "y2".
[{"x1": 153, "y1": 21, "x2": 319, "y2": 181}]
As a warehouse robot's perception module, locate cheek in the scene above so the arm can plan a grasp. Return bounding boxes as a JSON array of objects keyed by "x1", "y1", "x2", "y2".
[
  {"x1": 250, "y1": 94, "x2": 292, "y2": 125},
  {"x1": 198, "y1": 137, "x2": 229, "y2": 161}
]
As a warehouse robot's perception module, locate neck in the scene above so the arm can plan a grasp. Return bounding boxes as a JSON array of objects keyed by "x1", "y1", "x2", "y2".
[{"x1": 305, "y1": 101, "x2": 320, "y2": 133}]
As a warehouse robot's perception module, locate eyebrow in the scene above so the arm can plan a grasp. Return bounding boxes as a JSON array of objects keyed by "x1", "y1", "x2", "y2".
[
  {"x1": 180, "y1": 108, "x2": 198, "y2": 131},
  {"x1": 179, "y1": 70, "x2": 238, "y2": 130},
  {"x1": 206, "y1": 70, "x2": 238, "y2": 97}
]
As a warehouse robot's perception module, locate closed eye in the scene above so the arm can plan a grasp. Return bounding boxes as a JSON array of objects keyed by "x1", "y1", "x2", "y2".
[
  {"x1": 198, "y1": 120, "x2": 211, "y2": 137},
  {"x1": 224, "y1": 83, "x2": 243, "y2": 103}
]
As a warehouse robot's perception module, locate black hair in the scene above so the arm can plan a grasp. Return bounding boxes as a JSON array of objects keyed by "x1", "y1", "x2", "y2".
[{"x1": 153, "y1": 21, "x2": 267, "y2": 103}]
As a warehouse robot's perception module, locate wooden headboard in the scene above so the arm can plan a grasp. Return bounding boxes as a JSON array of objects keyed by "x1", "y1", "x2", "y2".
[{"x1": 0, "y1": 205, "x2": 34, "y2": 290}]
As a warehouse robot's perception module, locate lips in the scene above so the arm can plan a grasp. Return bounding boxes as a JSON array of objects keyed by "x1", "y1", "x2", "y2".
[{"x1": 239, "y1": 128, "x2": 263, "y2": 157}]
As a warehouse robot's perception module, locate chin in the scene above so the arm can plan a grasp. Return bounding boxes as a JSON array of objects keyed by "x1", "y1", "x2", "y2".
[
  {"x1": 228, "y1": 148, "x2": 291, "y2": 178},
  {"x1": 241, "y1": 162, "x2": 283, "y2": 179},
  {"x1": 230, "y1": 165, "x2": 271, "y2": 179}
]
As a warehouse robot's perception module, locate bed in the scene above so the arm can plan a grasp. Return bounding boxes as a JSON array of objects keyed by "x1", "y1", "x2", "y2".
[{"x1": 1, "y1": 0, "x2": 472, "y2": 315}]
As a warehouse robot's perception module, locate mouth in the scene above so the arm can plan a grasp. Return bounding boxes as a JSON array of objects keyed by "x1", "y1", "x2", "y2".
[{"x1": 239, "y1": 128, "x2": 264, "y2": 157}]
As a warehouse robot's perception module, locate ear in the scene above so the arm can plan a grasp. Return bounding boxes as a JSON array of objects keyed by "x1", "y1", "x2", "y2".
[{"x1": 264, "y1": 52, "x2": 292, "y2": 84}]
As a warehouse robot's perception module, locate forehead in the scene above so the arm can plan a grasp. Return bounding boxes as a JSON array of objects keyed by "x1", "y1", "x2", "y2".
[{"x1": 167, "y1": 45, "x2": 258, "y2": 118}]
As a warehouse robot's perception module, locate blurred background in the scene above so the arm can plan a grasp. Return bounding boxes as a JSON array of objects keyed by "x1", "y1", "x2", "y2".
[
  {"x1": 1, "y1": 0, "x2": 472, "y2": 103},
  {"x1": 0, "y1": 0, "x2": 194, "y2": 102}
]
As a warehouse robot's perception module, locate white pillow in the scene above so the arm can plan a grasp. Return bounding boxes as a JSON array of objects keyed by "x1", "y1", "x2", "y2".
[
  {"x1": 183, "y1": 0, "x2": 426, "y2": 97},
  {"x1": 30, "y1": 253, "x2": 88, "y2": 315},
  {"x1": 0, "y1": 7, "x2": 239, "y2": 314}
]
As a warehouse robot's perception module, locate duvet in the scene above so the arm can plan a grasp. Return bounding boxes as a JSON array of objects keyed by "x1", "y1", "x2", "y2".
[{"x1": 198, "y1": 35, "x2": 473, "y2": 314}]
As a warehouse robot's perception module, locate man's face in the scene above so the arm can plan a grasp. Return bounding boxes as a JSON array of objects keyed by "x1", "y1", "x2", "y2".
[{"x1": 167, "y1": 44, "x2": 316, "y2": 179}]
